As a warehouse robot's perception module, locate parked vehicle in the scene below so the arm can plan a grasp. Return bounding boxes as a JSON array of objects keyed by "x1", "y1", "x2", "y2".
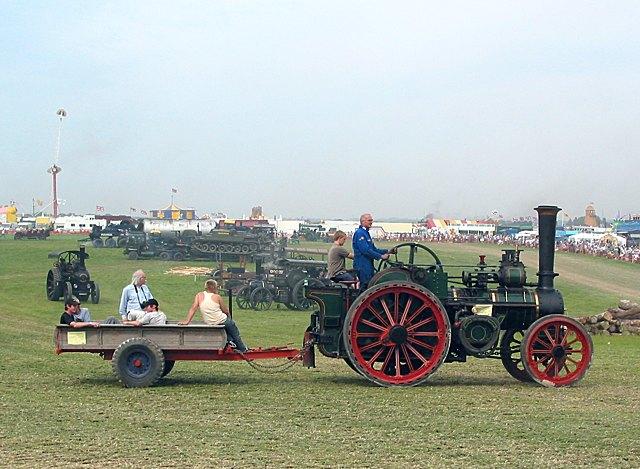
[{"x1": 46, "y1": 245, "x2": 100, "y2": 303}]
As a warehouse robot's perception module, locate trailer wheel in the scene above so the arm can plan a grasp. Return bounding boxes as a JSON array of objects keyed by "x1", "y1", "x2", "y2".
[
  {"x1": 128, "y1": 251, "x2": 139, "y2": 260},
  {"x1": 159, "y1": 251, "x2": 171, "y2": 261},
  {"x1": 105, "y1": 237, "x2": 117, "y2": 248},
  {"x1": 343, "y1": 281, "x2": 450, "y2": 387},
  {"x1": 500, "y1": 329, "x2": 534, "y2": 382},
  {"x1": 112, "y1": 338, "x2": 165, "y2": 388},
  {"x1": 92, "y1": 238, "x2": 104, "y2": 248},
  {"x1": 521, "y1": 315, "x2": 593, "y2": 387},
  {"x1": 162, "y1": 360, "x2": 175, "y2": 377}
]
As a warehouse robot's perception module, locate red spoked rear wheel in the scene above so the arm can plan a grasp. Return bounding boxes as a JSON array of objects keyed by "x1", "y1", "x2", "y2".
[
  {"x1": 521, "y1": 315, "x2": 593, "y2": 387},
  {"x1": 343, "y1": 281, "x2": 450, "y2": 386}
]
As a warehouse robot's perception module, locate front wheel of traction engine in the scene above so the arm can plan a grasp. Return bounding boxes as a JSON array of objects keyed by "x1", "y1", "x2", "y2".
[
  {"x1": 343, "y1": 281, "x2": 451, "y2": 386},
  {"x1": 520, "y1": 315, "x2": 593, "y2": 387},
  {"x1": 112, "y1": 338, "x2": 165, "y2": 387}
]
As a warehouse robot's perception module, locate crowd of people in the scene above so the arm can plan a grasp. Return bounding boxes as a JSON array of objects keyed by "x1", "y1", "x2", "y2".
[{"x1": 373, "y1": 231, "x2": 640, "y2": 264}]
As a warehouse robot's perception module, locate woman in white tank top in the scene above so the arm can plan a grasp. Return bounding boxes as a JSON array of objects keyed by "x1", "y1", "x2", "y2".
[{"x1": 179, "y1": 279, "x2": 249, "y2": 352}]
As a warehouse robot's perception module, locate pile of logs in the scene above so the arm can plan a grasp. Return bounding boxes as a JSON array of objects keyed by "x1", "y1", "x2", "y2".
[{"x1": 577, "y1": 300, "x2": 640, "y2": 335}]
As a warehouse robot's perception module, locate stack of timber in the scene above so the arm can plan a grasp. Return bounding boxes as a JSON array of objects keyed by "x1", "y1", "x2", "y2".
[
  {"x1": 164, "y1": 266, "x2": 213, "y2": 276},
  {"x1": 577, "y1": 300, "x2": 640, "y2": 335}
]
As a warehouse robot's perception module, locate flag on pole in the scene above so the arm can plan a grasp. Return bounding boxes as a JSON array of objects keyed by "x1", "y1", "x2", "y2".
[
  {"x1": 171, "y1": 188, "x2": 178, "y2": 193},
  {"x1": 96, "y1": 205, "x2": 104, "y2": 212},
  {"x1": 130, "y1": 207, "x2": 137, "y2": 212}
]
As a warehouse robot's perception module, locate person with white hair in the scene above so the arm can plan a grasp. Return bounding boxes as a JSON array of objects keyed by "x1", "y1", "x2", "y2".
[
  {"x1": 118, "y1": 269, "x2": 154, "y2": 321},
  {"x1": 178, "y1": 279, "x2": 249, "y2": 353}
]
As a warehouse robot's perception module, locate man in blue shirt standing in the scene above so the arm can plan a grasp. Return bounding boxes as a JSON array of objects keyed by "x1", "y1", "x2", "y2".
[{"x1": 353, "y1": 213, "x2": 395, "y2": 290}]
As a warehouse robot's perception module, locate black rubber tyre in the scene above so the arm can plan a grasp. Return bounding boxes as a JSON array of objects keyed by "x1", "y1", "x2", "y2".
[
  {"x1": 46, "y1": 268, "x2": 62, "y2": 301},
  {"x1": 92, "y1": 238, "x2": 104, "y2": 248},
  {"x1": 63, "y1": 282, "x2": 73, "y2": 303},
  {"x1": 112, "y1": 338, "x2": 165, "y2": 388},
  {"x1": 128, "y1": 251, "x2": 139, "y2": 260},
  {"x1": 250, "y1": 287, "x2": 273, "y2": 311},
  {"x1": 159, "y1": 251, "x2": 171, "y2": 260},
  {"x1": 162, "y1": 360, "x2": 175, "y2": 377},
  {"x1": 292, "y1": 278, "x2": 323, "y2": 310},
  {"x1": 105, "y1": 237, "x2": 117, "y2": 248},
  {"x1": 116, "y1": 236, "x2": 127, "y2": 247},
  {"x1": 91, "y1": 283, "x2": 100, "y2": 304},
  {"x1": 235, "y1": 285, "x2": 252, "y2": 310},
  {"x1": 500, "y1": 329, "x2": 534, "y2": 382}
]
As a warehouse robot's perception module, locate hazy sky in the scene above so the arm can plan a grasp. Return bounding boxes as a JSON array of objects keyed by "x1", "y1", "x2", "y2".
[{"x1": 1, "y1": 1, "x2": 639, "y2": 220}]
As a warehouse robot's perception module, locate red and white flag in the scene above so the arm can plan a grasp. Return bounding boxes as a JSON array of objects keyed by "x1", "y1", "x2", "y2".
[
  {"x1": 96, "y1": 205, "x2": 104, "y2": 212},
  {"x1": 171, "y1": 188, "x2": 178, "y2": 193}
]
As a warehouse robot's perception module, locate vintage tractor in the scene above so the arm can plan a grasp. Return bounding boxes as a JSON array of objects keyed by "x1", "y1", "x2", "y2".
[
  {"x1": 46, "y1": 245, "x2": 100, "y2": 303},
  {"x1": 236, "y1": 257, "x2": 327, "y2": 311},
  {"x1": 304, "y1": 206, "x2": 593, "y2": 387}
]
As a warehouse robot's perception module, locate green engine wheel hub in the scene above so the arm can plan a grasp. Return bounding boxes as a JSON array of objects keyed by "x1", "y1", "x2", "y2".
[{"x1": 458, "y1": 315, "x2": 500, "y2": 354}]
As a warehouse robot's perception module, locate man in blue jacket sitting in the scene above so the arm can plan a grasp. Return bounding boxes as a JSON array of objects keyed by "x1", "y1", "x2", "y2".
[{"x1": 352, "y1": 213, "x2": 395, "y2": 290}]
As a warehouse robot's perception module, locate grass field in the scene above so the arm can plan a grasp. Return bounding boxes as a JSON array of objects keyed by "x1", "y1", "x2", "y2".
[{"x1": 1, "y1": 236, "x2": 639, "y2": 467}]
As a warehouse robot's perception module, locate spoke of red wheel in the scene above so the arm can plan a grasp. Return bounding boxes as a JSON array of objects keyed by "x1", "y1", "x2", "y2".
[
  {"x1": 354, "y1": 331, "x2": 381, "y2": 339},
  {"x1": 393, "y1": 292, "x2": 400, "y2": 324},
  {"x1": 360, "y1": 339, "x2": 385, "y2": 352},
  {"x1": 394, "y1": 348, "x2": 401, "y2": 377},
  {"x1": 366, "y1": 347, "x2": 386, "y2": 366},
  {"x1": 400, "y1": 345, "x2": 415, "y2": 372},
  {"x1": 381, "y1": 347, "x2": 394, "y2": 374},
  {"x1": 361, "y1": 318, "x2": 387, "y2": 332},
  {"x1": 407, "y1": 336, "x2": 435, "y2": 352},
  {"x1": 543, "y1": 357, "x2": 556, "y2": 376},
  {"x1": 553, "y1": 325, "x2": 561, "y2": 343},
  {"x1": 406, "y1": 316, "x2": 434, "y2": 332},
  {"x1": 565, "y1": 349, "x2": 584, "y2": 356},
  {"x1": 411, "y1": 331, "x2": 439, "y2": 337},
  {"x1": 406, "y1": 343, "x2": 429, "y2": 364},
  {"x1": 562, "y1": 363, "x2": 571, "y2": 375},
  {"x1": 380, "y1": 298, "x2": 395, "y2": 326},
  {"x1": 365, "y1": 306, "x2": 389, "y2": 328},
  {"x1": 565, "y1": 337, "x2": 580, "y2": 347},
  {"x1": 402, "y1": 303, "x2": 428, "y2": 327},
  {"x1": 531, "y1": 348, "x2": 552, "y2": 354},
  {"x1": 532, "y1": 352, "x2": 552, "y2": 362},
  {"x1": 543, "y1": 328, "x2": 555, "y2": 346},
  {"x1": 534, "y1": 337, "x2": 552, "y2": 349},
  {"x1": 399, "y1": 298, "x2": 413, "y2": 325}
]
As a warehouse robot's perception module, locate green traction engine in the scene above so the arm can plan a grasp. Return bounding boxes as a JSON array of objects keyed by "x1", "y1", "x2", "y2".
[{"x1": 304, "y1": 206, "x2": 593, "y2": 387}]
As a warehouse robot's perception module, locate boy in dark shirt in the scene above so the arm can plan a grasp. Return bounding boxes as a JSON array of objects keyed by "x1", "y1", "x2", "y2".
[{"x1": 60, "y1": 298, "x2": 100, "y2": 328}]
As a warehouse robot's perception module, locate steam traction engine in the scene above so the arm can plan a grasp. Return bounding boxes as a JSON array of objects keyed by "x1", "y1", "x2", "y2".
[{"x1": 305, "y1": 206, "x2": 593, "y2": 387}]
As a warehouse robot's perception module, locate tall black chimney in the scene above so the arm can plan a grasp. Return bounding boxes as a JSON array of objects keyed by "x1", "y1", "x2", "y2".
[{"x1": 535, "y1": 205, "x2": 560, "y2": 291}]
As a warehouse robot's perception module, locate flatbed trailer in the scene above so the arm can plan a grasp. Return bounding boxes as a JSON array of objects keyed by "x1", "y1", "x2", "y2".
[{"x1": 55, "y1": 323, "x2": 302, "y2": 387}]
